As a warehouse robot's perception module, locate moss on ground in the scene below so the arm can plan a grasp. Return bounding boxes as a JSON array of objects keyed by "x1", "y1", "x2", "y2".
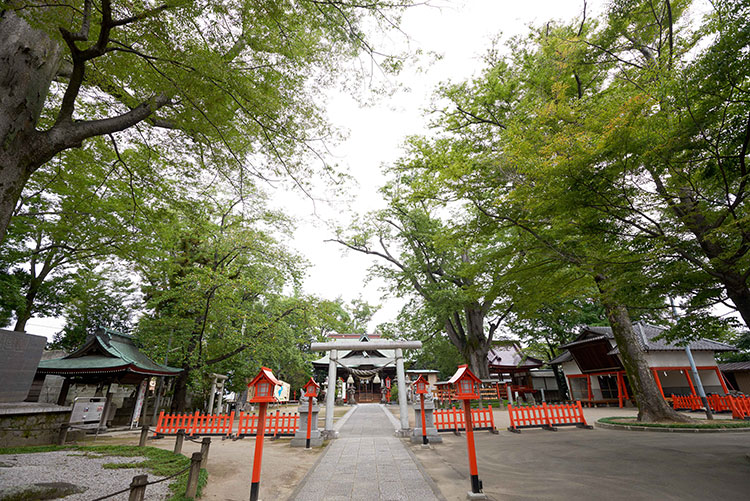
[
  {"x1": 599, "y1": 417, "x2": 750, "y2": 429},
  {"x1": 0, "y1": 445, "x2": 208, "y2": 500}
]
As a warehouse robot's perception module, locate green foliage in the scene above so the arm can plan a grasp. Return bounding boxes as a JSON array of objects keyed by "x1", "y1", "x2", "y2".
[{"x1": 598, "y1": 417, "x2": 750, "y2": 429}]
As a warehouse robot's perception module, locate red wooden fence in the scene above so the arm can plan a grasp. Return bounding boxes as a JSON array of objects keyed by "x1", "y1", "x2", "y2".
[
  {"x1": 153, "y1": 411, "x2": 235, "y2": 437},
  {"x1": 433, "y1": 405, "x2": 496, "y2": 432},
  {"x1": 507, "y1": 402, "x2": 591, "y2": 433},
  {"x1": 672, "y1": 394, "x2": 703, "y2": 411},
  {"x1": 730, "y1": 397, "x2": 750, "y2": 420},
  {"x1": 237, "y1": 411, "x2": 299, "y2": 437},
  {"x1": 672, "y1": 394, "x2": 750, "y2": 419}
]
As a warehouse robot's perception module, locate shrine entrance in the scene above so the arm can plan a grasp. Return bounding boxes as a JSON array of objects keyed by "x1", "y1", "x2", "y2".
[{"x1": 310, "y1": 338, "x2": 422, "y2": 437}]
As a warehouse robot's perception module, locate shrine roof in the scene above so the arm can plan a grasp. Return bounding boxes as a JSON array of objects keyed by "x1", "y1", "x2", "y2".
[{"x1": 37, "y1": 328, "x2": 181, "y2": 377}]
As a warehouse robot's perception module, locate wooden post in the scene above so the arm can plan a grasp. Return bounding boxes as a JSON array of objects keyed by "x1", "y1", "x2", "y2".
[
  {"x1": 250, "y1": 402, "x2": 268, "y2": 501},
  {"x1": 185, "y1": 452, "x2": 202, "y2": 499},
  {"x1": 57, "y1": 423, "x2": 69, "y2": 446},
  {"x1": 200, "y1": 437, "x2": 211, "y2": 469},
  {"x1": 616, "y1": 372, "x2": 624, "y2": 408},
  {"x1": 463, "y1": 399, "x2": 481, "y2": 494},
  {"x1": 139, "y1": 424, "x2": 149, "y2": 447},
  {"x1": 174, "y1": 429, "x2": 185, "y2": 455},
  {"x1": 128, "y1": 474, "x2": 148, "y2": 501}
]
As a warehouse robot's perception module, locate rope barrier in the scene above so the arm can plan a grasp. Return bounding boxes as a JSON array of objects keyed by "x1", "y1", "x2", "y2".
[{"x1": 88, "y1": 463, "x2": 191, "y2": 500}]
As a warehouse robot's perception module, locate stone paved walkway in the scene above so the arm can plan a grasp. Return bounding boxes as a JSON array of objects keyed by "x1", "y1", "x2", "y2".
[{"x1": 291, "y1": 404, "x2": 440, "y2": 501}]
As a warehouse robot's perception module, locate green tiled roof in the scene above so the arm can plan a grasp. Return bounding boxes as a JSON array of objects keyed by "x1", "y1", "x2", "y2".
[{"x1": 37, "y1": 328, "x2": 181, "y2": 376}]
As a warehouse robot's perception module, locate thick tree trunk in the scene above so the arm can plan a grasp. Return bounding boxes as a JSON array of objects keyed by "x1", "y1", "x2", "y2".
[
  {"x1": 171, "y1": 367, "x2": 191, "y2": 412},
  {"x1": 0, "y1": 11, "x2": 63, "y2": 242},
  {"x1": 444, "y1": 306, "x2": 491, "y2": 379},
  {"x1": 596, "y1": 277, "x2": 691, "y2": 422}
]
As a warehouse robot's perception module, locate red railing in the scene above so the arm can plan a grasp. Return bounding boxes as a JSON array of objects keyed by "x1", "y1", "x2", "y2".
[
  {"x1": 707, "y1": 394, "x2": 734, "y2": 413},
  {"x1": 507, "y1": 402, "x2": 591, "y2": 433},
  {"x1": 153, "y1": 411, "x2": 235, "y2": 437},
  {"x1": 237, "y1": 411, "x2": 299, "y2": 437},
  {"x1": 672, "y1": 394, "x2": 703, "y2": 411},
  {"x1": 433, "y1": 405, "x2": 496, "y2": 432},
  {"x1": 730, "y1": 397, "x2": 750, "y2": 420},
  {"x1": 672, "y1": 394, "x2": 750, "y2": 419}
]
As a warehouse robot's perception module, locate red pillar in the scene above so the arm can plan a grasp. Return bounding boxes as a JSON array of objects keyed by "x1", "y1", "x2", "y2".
[
  {"x1": 305, "y1": 396, "x2": 313, "y2": 449},
  {"x1": 684, "y1": 369, "x2": 696, "y2": 396},
  {"x1": 714, "y1": 367, "x2": 730, "y2": 394},
  {"x1": 420, "y1": 393, "x2": 428, "y2": 445},
  {"x1": 651, "y1": 369, "x2": 665, "y2": 398},
  {"x1": 250, "y1": 402, "x2": 267, "y2": 501},
  {"x1": 463, "y1": 399, "x2": 481, "y2": 494},
  {"x1": 616, "y1": 372, "x2": 623, "y2": 408},
  {"x1": 586, "y1": 375, "x2": 593, "y2": 403}
]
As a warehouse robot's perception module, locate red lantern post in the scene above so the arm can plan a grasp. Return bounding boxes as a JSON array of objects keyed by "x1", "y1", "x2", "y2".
[
  {"x1": 448, "y1": 364, "x2": 483, "y2": 495},
  {"x1": 247, "y1": 367, "x2": 281, "y2": 501},
  {"x1": 412, "y1": 375, "x2": 430, "y2": 445},
  {"x1": 302, "y1": 377, "x2": 320, "y2": 449}
]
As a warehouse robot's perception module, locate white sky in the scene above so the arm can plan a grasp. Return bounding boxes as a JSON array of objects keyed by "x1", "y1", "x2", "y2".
[
  {"x1": 269, "y1": 0, "x2": 605, "y2": 332},
  {"x1": 28, "y1": 1, "x2": 610, "y2": 340}
]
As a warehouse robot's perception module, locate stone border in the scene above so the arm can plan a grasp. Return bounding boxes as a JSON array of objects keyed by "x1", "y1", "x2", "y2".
[
  {"x1": 333, "y1": 405, "x2": 358, "y2": 432},
  {"x1": 380, "y1": 404, "x2": 401, "y2": 431},
  {"x1": 595, "y1": 420, "x2": 750, "y2": 433}
]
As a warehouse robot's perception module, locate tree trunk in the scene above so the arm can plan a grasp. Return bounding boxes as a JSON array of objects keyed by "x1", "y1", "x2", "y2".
[
  {"x1": 596, "y1": 277, "x2": 691, "y2": 422},
  {"x1": 445, "y1": 306, "x2": 492, "y2": 379},
  {"x1": 0, "y1": 11, "x2": 62, "y2": 243},
  {"x1": 171, "y1": 367, "x2": 191, "y2": 412}
]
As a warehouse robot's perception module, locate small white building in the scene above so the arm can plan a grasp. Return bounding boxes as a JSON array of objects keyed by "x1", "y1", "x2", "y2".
[{"x1": 549, "y1": 322, "x2": 736, "y2": 407}]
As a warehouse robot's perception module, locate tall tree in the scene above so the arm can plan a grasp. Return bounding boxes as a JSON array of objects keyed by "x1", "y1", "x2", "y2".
[
  {"x1": 0, "y1": 0, "x2": 412, "y2": 242},
  {"x1": 334, "y1": 176, "x2": 514, "y2": 378},
  {"x1": 134, "y1": 193, "x2": 306, "y2": 410}
]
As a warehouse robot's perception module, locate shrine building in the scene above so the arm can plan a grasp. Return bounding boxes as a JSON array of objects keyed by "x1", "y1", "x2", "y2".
[{"x1": 550, "y1": 322, "x2": 736, "y2": 407}]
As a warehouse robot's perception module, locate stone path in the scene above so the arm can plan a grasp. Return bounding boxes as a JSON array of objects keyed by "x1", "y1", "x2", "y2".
[{"x1": 291, "y1": 404, "x2": 440, "y2": 501}]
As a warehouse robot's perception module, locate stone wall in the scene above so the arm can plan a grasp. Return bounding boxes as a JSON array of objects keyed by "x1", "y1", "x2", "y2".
[{"x1": 0, "y1": 403, "x2": 71, "y2": 448}]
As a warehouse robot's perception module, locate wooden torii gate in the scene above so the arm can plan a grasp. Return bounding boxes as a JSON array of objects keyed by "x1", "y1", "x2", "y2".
[{"x1": 310, "y1": 340, "x2": 422, "y2": 437}]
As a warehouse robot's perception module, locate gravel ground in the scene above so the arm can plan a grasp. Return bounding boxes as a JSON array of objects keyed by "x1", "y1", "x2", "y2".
[{"x1": 0, "y1": 450, "x2": 170, "y2": 500}]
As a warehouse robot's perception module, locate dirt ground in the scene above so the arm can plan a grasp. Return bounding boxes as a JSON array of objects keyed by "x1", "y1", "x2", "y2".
[
  {"x1": 80, "y1": 404, "x2": 352, "y2": 500},
  {"x1": 388, "y1": 404, "x2": 750, "y2": 501}
]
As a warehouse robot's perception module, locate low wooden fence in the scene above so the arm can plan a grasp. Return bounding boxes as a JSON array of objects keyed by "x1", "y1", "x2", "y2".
[
  {"x1": 507, "y1": 401, "x2": 591, "y2": 433},
  {"x1": 237, "y1": 411, "x2": 299, "y2": 438},
  {"x1": 730, "y1": 397, "x2": 750, "y2": 420},
  {"x1": 672, "y1": 394, "x2": 750, "y2": 419},
  {"x1": 154, "y1": 411, "x2": 235, "y2": 437},
  {"x1": 433, "y1": 405, "x2": 497, "y2": 433}
]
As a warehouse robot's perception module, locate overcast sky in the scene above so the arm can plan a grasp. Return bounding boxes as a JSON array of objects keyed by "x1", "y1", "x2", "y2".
[{"x1": 271, "y1": 0, "x2": 608, "y2": 332}]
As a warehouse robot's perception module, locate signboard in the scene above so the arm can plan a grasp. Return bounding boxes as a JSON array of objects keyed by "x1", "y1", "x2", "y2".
[
  {"x1": 70, "y1": 397, "x2": 106, "y2": 430},
  {"x1": 131, "y1": 379, "x2": 148, "y2": 428},
  {"x1": 274, "y1": 381, "x2": 291, "y2": 402},
  {"x1": 0, "y1": 330, "x2": 46, "y2": 403},
  {"x1": 385, "y1": 378, "x2": 391, "y2": 389}
]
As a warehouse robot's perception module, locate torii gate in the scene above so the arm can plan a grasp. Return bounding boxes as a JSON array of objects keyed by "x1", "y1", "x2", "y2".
[{"x1": 310, "y1": 340, "x2": 422, "y2": 437}]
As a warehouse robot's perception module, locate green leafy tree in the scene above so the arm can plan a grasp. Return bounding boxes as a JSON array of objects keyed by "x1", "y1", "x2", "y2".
[
  {"x1": 335, "y1": 175, "x2": 515, "y2": 378},
  {"x1": 50, "y1": 267, "x2": 135, "y2": 351},
  {"x1": 134, "y1": 193, "x2": 306, "y2": 410},
  {"x1": 0, "y1": 0, "x2": 413, "y2": 242}
]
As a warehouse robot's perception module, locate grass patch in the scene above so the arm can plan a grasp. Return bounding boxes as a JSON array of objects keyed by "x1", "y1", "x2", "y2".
[
  {"x1": 0, "y1": 445, "x2": 207, "y2": 500},
  {"x1": 599, "y1": 417, "x2": 750, "y2": 429}
]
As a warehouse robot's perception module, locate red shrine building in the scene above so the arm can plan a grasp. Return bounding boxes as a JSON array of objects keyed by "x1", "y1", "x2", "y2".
[
  {"x1": 550, "y1": 323, "x2": 736, "y2": 407},
  {"x1": 487, "y1": 342, "x2": 545, "y2": 400}
]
